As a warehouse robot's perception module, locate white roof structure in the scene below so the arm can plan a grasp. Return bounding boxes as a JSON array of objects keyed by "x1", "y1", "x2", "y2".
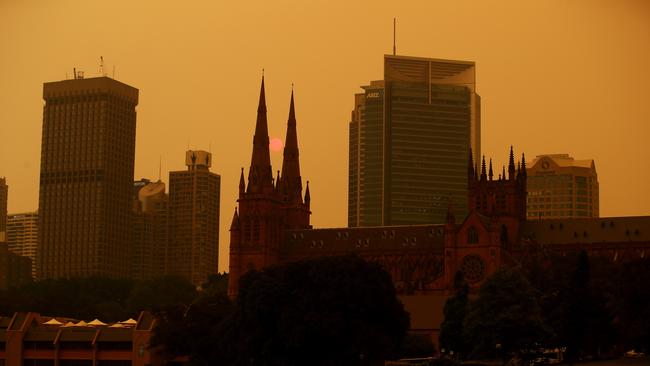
[
  {"x1": 43, "y1": 318, "x2": 63, "y2": 325},
  {"x1": 88, "y1": 319, "x2": 107, "y2": 326},
  {"x1": 120, "y1": 318, "x2": 137, "y2": 325}
]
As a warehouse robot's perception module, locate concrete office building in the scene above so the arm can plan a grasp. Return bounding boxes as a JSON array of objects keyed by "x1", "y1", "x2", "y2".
[
  {"x1": 169, "y1": 150, "x2": 220, "y2": 286},
  {"x1": 132, "y1": 180, "x2": 168, "y2": 280},
  {"x1": 38, "y1": 75, "x2": 138, "y2": 279},
  {"x1": 526, "y1": 154, "x2": 599, "y2": 219},
  {"x1": 349, "y1": 55, "x2": 480, "y2": 227},
  {"x1": 7, "y1": 212, "x2": 38, "y2": 278}
]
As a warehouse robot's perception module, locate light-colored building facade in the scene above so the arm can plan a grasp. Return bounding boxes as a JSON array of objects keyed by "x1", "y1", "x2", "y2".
[
  {"x1": 526, "y1": 154, "x2": 599, "y2": 219},
  {"x1": 349, "y1": 54, "x2": 480, "y2": 227},
  {"x1": 169, "y1": 150, "x2": 220, "y2": 286},
  {"x1": 38, "y1": 76, "x2": 138, "y2": 279},
  {"x1": 7, "y1": 212, "x2": 38, "y2": 278}
]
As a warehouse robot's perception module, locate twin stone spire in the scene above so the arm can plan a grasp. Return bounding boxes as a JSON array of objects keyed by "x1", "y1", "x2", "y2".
[{"x1": 241, "y1": 75, "x2": 308, "y2": 206}]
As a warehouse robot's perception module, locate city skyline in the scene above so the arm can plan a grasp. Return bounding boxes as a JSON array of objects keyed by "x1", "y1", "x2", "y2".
[{"x1": 1, "y1": 1, "x2": 649, "y2": 272}]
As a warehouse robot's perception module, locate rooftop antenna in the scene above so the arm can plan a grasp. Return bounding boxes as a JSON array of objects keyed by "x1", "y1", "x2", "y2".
[
  {"x1": 100, "y1": 56, "x2": 104, "y2": 76},
  {"x1": 158, "y1": 156, "x2": 162, "y2": 181},
  {"x1": 393, "y1": 17, "x2": 396, "y2": 55},
  {"x1": 73, "y1": 67, "x2": 76, "y2": 80}
]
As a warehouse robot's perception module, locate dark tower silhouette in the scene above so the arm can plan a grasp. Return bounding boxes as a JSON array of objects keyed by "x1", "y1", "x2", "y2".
[
  {"x1": 229, "y1": 77, "x2": 311, "y2": 297},
  {"x1": 280, "y1": 90, "x2": 311, "y2": 230}
]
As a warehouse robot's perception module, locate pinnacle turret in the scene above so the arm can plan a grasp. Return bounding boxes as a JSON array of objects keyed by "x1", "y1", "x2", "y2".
[
  {"x1": 480, "y1": 156, "x2": 487, "y2": 181},
  {"x1": 230, "y1": 207, "x2": 239, "y2": 231},
  {"x1": 468, "y1": 147, "x2": 475, "y2": 182},
  {"x1": 508, "y1": 145, "x2": 516, "y2": 180},
  {"x1": 488, "y1": 158, "x2": 493, "y2": 181}
]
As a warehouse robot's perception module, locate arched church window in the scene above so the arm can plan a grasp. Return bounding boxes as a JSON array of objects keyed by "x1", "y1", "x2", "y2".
[{"x1": 468, "y1": 226, "x2": 479, "y2": 244}]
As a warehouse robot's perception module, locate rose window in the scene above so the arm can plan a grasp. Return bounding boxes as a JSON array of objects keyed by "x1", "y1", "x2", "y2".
[{"x1": 461, "y1": 255, "x2": 486, "y2": 284}]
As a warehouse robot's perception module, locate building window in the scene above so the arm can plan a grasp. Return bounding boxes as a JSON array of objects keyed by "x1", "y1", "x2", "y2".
[{"x1": 468, "y1": 226, "x2": 479, "y2": 244}]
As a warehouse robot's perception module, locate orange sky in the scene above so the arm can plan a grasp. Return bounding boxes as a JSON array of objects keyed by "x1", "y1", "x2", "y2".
[{"x1": 1, "y1": 0, "x2": 648, "y2": 272}]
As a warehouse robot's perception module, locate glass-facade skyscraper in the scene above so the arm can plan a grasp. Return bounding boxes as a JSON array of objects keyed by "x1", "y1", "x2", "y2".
[{"x1": 349, "y1": 55, "x2": 480, "y2": 227}]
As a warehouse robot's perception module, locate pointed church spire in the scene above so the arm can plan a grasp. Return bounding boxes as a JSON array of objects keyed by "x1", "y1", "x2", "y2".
[
  {"x1": 230, "y1": 207, "x2": 239, "y2": 231},
  {"x1": 248, "y1": 74, "x2": 273, "y2": 193},
  {"x1": 468, "y1": 147, "x2": 474, "y2": 182},
  {"x1": 488, "y1": 158, "x2": 493, "y2": 181},
  {"x1": 239, "y1": 167, "x2": 245, "y2": 196},
  {"x1": 446, "y1": 197, "x2": 455, "y2": 224},
  {"x1": 480, "y1": 155, "x2": 487, "y2": 181},
  {"x1": 304, "y1": 180, "x2": 311, "y2": 209},
  {"x1": 508, "y1": 145, "x2": 516, "y2": 180},
  {"x1": 521, "y1": 153, "x2": 527, "y2": 178},
  {"x1": 280, "y1": 88, "x2": 303, "y2": 204},
  {"x1": 502, "y1": 165, "x2": 506, "y2": 181}
]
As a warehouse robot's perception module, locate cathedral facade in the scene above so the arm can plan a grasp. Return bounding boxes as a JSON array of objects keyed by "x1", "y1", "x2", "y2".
[{"x1": 228, "y1": 78, "x2": 650, "y2": 336}]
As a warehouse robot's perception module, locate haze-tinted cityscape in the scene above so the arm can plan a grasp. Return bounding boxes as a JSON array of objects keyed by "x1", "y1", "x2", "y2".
[{"x1": 1, "y1": 1, "x2": 649, "y2": 365}]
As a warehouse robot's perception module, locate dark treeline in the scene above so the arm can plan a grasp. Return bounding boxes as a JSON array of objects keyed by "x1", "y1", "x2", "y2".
[
  {"x1": 0, "y1": 273, "x2": 228, "y2": 322},
  {"x1": 440, "y1": 252, "x2": 650, "y2": 362},
  {"x1": 151, "y1": 255, "x2": 424, "y2": 366}
]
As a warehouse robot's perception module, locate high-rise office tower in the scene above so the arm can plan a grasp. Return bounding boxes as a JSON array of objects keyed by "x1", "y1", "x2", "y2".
[
  {"x1": 132, "y1": 180, "x2": 168, "y2": 280},
  {"x1": 38, "y1": 76, "x2": 138, "y2": 279},
  {"x1": 0, "y1": 178, "x2": 7, "y2": 236},
  {"x1": 169, "y1": 150, "x2": 220, "y2": 286},
  {"x1": 349, "y1": 55, "x2": 480, "y2": 227},
  {"x1": 526, "y1": 154, "x2": 599, "y2": 219},
  {"x1": 7, "y1": 212, "x2": 38, "y2": 278}
]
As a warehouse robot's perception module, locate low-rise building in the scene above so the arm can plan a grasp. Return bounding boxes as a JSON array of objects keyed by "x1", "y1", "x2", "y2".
[{"x1": 0, "y1": 312, "x2": 162, "y2": 366}]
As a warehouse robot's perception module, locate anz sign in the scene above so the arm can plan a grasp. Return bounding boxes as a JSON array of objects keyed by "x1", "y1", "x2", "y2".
[{"x1": 366, "y1": 91, "x2": 382, "y2": 99}]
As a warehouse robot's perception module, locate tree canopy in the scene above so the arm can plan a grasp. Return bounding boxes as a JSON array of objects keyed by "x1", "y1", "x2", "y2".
[{"x1": 464, "y1": 268, "x2": 547, "y2": 359}]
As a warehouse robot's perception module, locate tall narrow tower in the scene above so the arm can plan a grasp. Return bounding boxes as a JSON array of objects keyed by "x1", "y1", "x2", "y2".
[
  {"x1": 168, "y1": 150, "x2": 221, "y2": 286},
  {"x1": 38, "y1": 76, "x2": 138, "y2": 279}
]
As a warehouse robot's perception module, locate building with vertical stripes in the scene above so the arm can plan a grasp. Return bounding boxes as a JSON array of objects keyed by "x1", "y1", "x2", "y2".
[
  {"x1": 38, "y1": 76, "x2": 138, "y2": 279},
  {"x1": 349, "y1": 55, "x2": 480, "y2": 227}
]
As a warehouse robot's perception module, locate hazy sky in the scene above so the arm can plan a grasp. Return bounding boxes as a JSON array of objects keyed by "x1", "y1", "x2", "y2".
[{"x1": 1, "y1": 0, "x2": 648, "y2": 272}]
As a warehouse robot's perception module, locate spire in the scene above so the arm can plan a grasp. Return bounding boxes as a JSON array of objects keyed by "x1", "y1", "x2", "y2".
[
  {"x1": 247, "y1": 74, "x2": 273, "y2": 193},
  {"x1": 304, "y1": 180, "x2": 311, "y2": 209},
  {"x1": 521, "y1": 153, "x2": 527, "y2": 178},
  {"x1": 230, "y1": 207, "x2": 239, "y2": 231},
  {"x1": 467, "y1": 147, "x2": 474, "y2": 181},
  {"x1": 280, "y1": 88, "x2": 303, "y2": 204},
  {"x1": 238, "y1": 167, "x2": 245, "y2": 196},
  {"x1": 502, "y1": 166, "x2": 506, "y2": 181},
  {"x1": 446, "y1": 197, "x2": 455, "y2": 224},
  {"x1": 480, "y1": 155, "x2": 487, "y2": 181},
  {"x1": 508, "y1": 146, "x2": 516, "y2": 180},
  {"x1": 275, "y1": 170, "x2": 281, "y2": 190},
  {"x1": 488, "y1": 158, "x2": 493, "y2": 181}
]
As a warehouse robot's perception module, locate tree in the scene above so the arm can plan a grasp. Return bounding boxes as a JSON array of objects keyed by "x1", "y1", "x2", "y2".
[
  {"x1": 126, "y1": 275, "x2": 197, "y2": 313},
  {"x1": 464, "y1": 268, "x2": 547, "y2": 360},
  {"x1": 224, "y1": 255, "x2": 410, "y2": 365},
  {"x1": 439, "y1": 271, "x2": 469, "y2": 358},
  {"x1": 611, "y1": 257, "x2": 650, "y2": 352}
]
